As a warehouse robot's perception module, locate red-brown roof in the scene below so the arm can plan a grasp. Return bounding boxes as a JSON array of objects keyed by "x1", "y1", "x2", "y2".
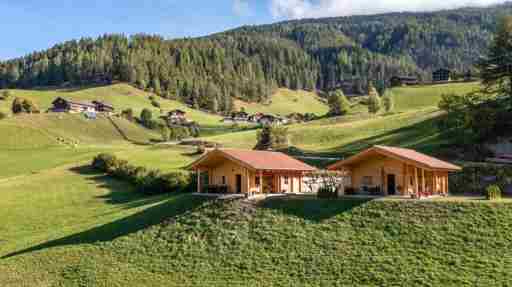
[
  {"x1": 190, "y1": 148, "x2": 317, "y2": 172},
  {"x1": 328, "y1": 145, "x2": 461, "y2": 171}
]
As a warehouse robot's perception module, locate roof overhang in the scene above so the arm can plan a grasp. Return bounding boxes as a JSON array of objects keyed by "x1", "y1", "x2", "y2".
[
  {"x1": 188, "y1": 149, "x2": 317, "y2": 173},
  {"x1": 327, "y1": 146, "x2": 461, "y2": 172},
  {"x1": 188, "y1": 149, "x2": 257, "y2": 172}
]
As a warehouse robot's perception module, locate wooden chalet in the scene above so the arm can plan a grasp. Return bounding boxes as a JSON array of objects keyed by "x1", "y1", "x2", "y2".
[
  {"x1": 328, "y1": 146, "x2": 461, "y2": 198},
  {"x1": 51, "y1": 97, "x2": 96, "y2": 113},
  {"x1": 189, "y1": 149, "x2": 316, "y2": 195}
]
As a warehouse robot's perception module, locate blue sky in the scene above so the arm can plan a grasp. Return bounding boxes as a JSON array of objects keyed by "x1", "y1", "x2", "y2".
[
  {"x1": 0, "y1": 0, "x2": 507, "y2": 60},
  {"x1": 0, "y1": 0, "x2": 274, "y2": 60}
]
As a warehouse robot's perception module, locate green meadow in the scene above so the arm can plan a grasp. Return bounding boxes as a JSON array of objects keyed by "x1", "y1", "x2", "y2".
[{"x1": 1, "y1": 82, "x2": 511, "y2": 286}]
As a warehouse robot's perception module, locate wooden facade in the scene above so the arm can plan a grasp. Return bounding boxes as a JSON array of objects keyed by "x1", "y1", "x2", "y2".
[
  {"x1": 328, "y1": 146, "x2": 461, "y2": 197},
  {"x1": 189, "y1": 149, "x2": 316, "y2": 195},
  {"x1": 51, "y1": 97, "x2": 113, "y2": 114}
]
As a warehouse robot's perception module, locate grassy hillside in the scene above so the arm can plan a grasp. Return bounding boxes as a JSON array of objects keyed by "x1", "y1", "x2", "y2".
[
  {"x1": 0, "y1": 81, "x2": 496, "y2": 286},
  {"x1": 391, "y1": 82, "x2": 480, "y2": 111},
  {"x1": 207, "y1": 82, "x2": 479, "y2": 157},
  {"x1": 0, "y1": 85, "x2": 331, "y2": 127},
  {"x1": 234, "y1": 88, "x2": 328, "y2": 116},
  {"x1": 0, "y1": 113, "x2": 158, "y2": 148},
  {"x1": 1, "y1": 186, "x2": 512, "y2": 286},
  {"x1": 0, "y1": 84, "x2": 225, "y2": 127},
  {"x1": 0, "y1": 112, "x2": 159, "y2": 178},
  {"x1": 207, "y1": 108, "x2": 449, "y2": 157}
]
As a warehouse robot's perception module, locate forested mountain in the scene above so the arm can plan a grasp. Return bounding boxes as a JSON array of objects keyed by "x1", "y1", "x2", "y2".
[{"x1": 1, "y1": 3, "x2": 511, "y2": 113}]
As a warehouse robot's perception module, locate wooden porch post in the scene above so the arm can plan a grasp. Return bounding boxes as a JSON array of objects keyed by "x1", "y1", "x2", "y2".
[
  {"x1": 197, "y1": 169, "x2": 201, "y2": 193},
  {"x1": 445, "y1": 174, "x2": 449, "y2": 195},
  {"x1": 299, "y1": 174, "x2": 303, "y2": 193},
  {"x1": 421, "y1": 168, "x2": 426, "y2": 196},
  {"x1": 246, "y1": 168, "x2": 250, "y2": 195},
  {"x1": 259, "y1": 170, "x2": 263, "y2": 194},
  {"x1": 402, "y1": 163, "x2": 407, "y2": 195},
  {"x1": 414, "y1": 167, "x2": 419, "y2": 197},
  {"x1": 291, "y1": 174, "x2": 295, "y2": 193}
]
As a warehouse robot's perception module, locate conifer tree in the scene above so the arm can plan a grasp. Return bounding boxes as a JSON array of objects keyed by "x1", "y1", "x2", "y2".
[
  {"x1": 367, "y1": 83, "x2": 381, "y2": 114},
  {"x1": 382, "y1": 90, "x2": 395, "y2": 113}
]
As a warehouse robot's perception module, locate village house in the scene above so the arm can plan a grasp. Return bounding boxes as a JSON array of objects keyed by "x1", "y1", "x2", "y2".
[
  {"x1": 92, "y1": 100, "x2": 115, "y2": 114},
  {"x1": 390, "y1": 76, "x2": 419, "y2": 87},
  {"x1": 432, "y1": 68, "x2": 452, "y2": 82},
  {"x1": 164, "y1": 109, "x2": 188, "y2": 124},
  {"x1": 247, "y1": 112, "x2": 263, "y2": 123},
  {"x1": 51, "y1": 97, "x2": 96, "y2": 113},
  {"x1": 231, "y1": 111, "x2": 249, "y2": 121},
  {"x1": 189, "y1": 149, "x2": 317, "y2": 195},
  {"x1": 328, "y1": 145, "x2": 461, "y2": 198},
  {"x1": 258, "y1": 114, "x2": 288, "y2": 125}
]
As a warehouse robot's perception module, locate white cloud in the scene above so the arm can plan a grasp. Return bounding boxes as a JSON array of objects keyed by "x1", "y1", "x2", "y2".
[
  {"x1": 270, "y1": 0, "x2": 507, "y2": 19},
  {"x1": 233, "y1": 0, "x2": 251, "y2": 17}
]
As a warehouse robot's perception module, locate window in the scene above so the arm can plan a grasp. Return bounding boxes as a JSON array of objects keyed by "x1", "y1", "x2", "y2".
[
  {"x1": 256, "y1": 176, "x2": 261, "y2": 186},
  {"x1": 362, "y1": 176, "x2": 373, "y2": 187},
  {"x1": 222, "y1": 176, "x2": 226, "y2": 185},
  {"x1": 284, "y1": 176, "x2": 289, "y2": 185}
]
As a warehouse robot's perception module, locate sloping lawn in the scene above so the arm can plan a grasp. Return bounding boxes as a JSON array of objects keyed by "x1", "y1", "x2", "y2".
[{"x1": 2, "y1": 194, "x2": 512, "y2": 286}]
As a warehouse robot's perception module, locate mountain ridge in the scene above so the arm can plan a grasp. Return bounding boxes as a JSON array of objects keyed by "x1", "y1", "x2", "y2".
[{"x1": 1, "y1": 3, "x2": 510, "y2": 112}]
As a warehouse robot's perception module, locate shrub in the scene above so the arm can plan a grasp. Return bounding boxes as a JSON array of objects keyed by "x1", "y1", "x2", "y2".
[
  {"x1": 160, "y1": 171, "x2": 192, "y2": 192},
  {"x1": 367, "y1": 83, "x2": 381, "y2": 114},
  {"x1": 11, "y1": 97, "x2": 40, "y2": 114},
  {"x1": 0, "y1": 112, "x2": 7, "y2": 120},
  {"x1": 92, "y1": 153, "x2": 117, "y2": 172},
  {"x1": 382, "y1": 90, "x2": 395, "y2": 113},
  {"x1": 486, "y1": 184, "x2": 502, "y2": 200},
  {"x1": 91, "y1": 153, "x2": 190, "y2": 195},
  {"x1": 151, "y1": 100, "x2": 161, "y2": 108},
  {"x1": 140, "y1": 108, "x2": 155, "y2": 129},
  {"x1": 317, "y1": 186, "x2": 338, "y2": 199},
  {"x1": 255, "y1": 124, "x2": 289, "y2": 151},
  {"x1": 121, "y1": 108, "x2": 134, "y2": 122},
  {"x1": 136, "y1": 170, "x2": 166, "y2": 195},
  {"x1": 0, "y1": 90, "x2": 11, "y2": 100},
  {"x1": 11, "y1": 97, "x2": 24, "y2": 114}
]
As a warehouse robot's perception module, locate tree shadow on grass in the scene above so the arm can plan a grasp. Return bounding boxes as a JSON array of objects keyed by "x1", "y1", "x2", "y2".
[
  {"x1": 258, "y1": 195, "x2": 372, "y2": 222},
  {"x1": 69, "y1": 165, "x2": 168, "y2": 209},
  {"x1": 2, "y1": 193, "x2": 208, "y2": 259}
]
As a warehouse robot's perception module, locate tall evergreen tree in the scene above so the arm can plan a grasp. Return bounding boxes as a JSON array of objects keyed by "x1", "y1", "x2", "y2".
[
  {"x1": 479, "y1": 15, "x2": 512, "y2": 99},
  {"x1": 367, "y1": 83, "x2": 382, "y2": 114}
]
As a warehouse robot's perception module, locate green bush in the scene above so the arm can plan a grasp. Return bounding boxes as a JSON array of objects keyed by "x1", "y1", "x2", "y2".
[
  {"x1": 136, "y1": 170, "x2": 166, "y2": 195},
  {"x1": 91, "y1": 153, "x2": 190, "y2": 195},
  {"x1": 121, "y1": 108, "x2": 135, "y2": 122},
  {"x1": 160, "y1": 171, "x2": 191, "y2": 192},
  {"x1": 151, "y1": 100, "x2": 161, "y2": 108},
  {"x1": 0, "y1": 90, "x2": 11, "y2": 100},
  {"x1": 486, "y1": 184, "x2": 502, "y2": 200},
  {"x1": 317, "y1": 186, "x2": 338, "y2": 199},
  {"x1": 92, "y1": 153, "x2": 117, "y2": 172}
]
